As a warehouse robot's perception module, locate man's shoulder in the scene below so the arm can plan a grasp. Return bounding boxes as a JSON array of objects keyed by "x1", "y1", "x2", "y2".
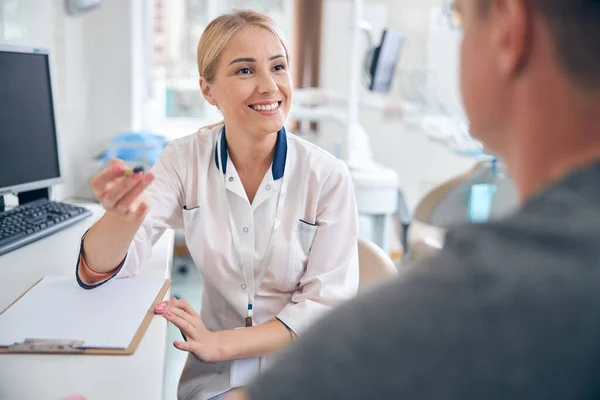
[{"x1": 436, "y1": 189, "x2": 600, "y2": 294}]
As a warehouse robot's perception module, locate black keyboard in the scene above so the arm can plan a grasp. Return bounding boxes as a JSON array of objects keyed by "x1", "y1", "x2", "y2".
[{"x1": 0, "y1": 200, "x2": 92, "y2": 256}]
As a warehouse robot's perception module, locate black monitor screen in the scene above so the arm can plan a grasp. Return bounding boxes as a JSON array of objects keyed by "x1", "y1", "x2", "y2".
[
  {"x1": 0, "y1": 50, "x2": 61, "y2": 191},
  {"x1": 369, "y1": 30, "x2": 404, "y2": 93}
]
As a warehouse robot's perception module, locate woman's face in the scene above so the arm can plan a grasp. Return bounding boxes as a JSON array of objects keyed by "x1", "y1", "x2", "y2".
[{"x1": 201, "y1": 26, "x2": 292, "y2": 137}]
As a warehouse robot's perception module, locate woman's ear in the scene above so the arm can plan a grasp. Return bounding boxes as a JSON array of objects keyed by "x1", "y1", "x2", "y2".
[{"x1": 199, "y1": 77, "x2": 217, "y2": 106}]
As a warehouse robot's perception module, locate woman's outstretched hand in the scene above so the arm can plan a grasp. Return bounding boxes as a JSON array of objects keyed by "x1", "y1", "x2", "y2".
[{"x1": 90, "y1": 158, "x2": 154, "y2": 222}]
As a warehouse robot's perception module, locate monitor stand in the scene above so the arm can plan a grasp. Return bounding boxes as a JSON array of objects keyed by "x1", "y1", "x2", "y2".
[{"x1": 0, "y1": 187, "x2": 51, "y2": 213}]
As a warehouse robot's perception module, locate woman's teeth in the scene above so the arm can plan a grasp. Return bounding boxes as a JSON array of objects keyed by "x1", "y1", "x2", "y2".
[{"x1": 252, "y1": 102, "x2": 279, "y2": 112}]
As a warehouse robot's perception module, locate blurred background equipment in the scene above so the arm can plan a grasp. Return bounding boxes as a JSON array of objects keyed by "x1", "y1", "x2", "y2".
[
  {"x1": 407, "y1": 158, "x2": 519, "y2": 263},
  {"x1": 64, "y1": 0, "x2": 103, "y2": 16},
  {"x1": 366, "y1": 29, "x2": 404, "y2": 93},
  {"x1": 103, "y1": 132, "x2": 167, "y2": 173}
]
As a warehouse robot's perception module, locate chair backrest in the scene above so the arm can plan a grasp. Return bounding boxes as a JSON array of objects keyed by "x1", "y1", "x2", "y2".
[{"x1": 357, "y1": 238, "x2": 398, "y2": 293}]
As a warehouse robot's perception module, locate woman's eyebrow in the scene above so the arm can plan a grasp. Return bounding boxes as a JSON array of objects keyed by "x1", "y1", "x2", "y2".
[
  {"x1": 228, "y1": 54, "x2": 285, "y2": 66},
  {"x1": 229, "y1": 57, "x2": 255, "y2": 65}
]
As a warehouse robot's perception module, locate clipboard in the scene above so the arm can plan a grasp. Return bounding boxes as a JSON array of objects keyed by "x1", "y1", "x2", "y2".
[{"x1": 0, "y1": 277, "x2": 171, "y2": 355}]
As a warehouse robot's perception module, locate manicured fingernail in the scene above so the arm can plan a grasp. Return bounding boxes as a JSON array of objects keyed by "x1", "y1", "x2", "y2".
[
  {"x1": 155, "y1": 304, "x2": 165, "y2": 311},
  {"x1": 145, "y1": 173, "x2": 154, "y2": 182}
]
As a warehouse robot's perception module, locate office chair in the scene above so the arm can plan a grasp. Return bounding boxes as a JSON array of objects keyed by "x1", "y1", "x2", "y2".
[
  {"x1": 357, "y1": 237, "x2": 398, "y2": 294},
  {"x1": 395, "y1": 189, "x2": 412, "y2": 256}
]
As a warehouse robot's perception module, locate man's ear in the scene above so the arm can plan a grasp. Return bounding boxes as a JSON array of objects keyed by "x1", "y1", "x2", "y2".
[
  {"x1": 200, "y1": 77, "x2": 217, "y2": 106},
  {"x1": 490, "y1": 0, "x2": 531, "y2": 78}
]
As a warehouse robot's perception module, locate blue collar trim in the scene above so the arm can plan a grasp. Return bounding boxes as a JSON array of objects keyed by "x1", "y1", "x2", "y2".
[{"x1": 215, "y1": 126, "x2": 287, "y2": 180}]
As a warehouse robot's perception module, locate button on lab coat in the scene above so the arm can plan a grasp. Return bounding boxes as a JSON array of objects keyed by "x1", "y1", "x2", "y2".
[{"x1": 115, "y1": 125, "x2": 359, "y2": 399}]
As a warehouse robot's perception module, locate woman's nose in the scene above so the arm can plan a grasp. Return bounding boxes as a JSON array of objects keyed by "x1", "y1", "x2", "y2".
[{"x1": 257, "y1": 72, "x2": 277, "y2": 94}]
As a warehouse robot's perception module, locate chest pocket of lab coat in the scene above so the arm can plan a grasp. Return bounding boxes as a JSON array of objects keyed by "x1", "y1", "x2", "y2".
[
  {"x1": 182, "y1": 204, "x2": 201, "y2": 239},
  {"x1": 287, "y1": 220, "x2": 318, "y2": 287}
]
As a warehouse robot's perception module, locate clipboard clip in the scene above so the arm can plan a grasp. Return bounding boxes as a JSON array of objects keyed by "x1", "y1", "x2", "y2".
[{"x1": 8, "y1": 339, "x2": 85, "y2": 353}]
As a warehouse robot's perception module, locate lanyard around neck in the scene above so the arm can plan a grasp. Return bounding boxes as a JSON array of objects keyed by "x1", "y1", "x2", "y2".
[{"x1": 216, "y1": 130, "x2": 288, "y2": 314}]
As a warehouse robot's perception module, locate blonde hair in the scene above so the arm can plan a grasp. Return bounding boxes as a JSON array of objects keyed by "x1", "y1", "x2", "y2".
[{"x1": 197, "y1": 10, "x2": 290, "y2": 132}]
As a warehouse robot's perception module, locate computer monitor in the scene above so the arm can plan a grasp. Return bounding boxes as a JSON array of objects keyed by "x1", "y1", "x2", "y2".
[
  {"x1": 368, "y1": 30, "x2": 404, "y2": 93},
  {"x1": 0, "y1": 46, "x2": 62, "y2": 211}
]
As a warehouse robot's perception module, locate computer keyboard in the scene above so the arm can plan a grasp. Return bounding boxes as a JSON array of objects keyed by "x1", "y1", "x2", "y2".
[{"x1": 0, "y1": 199, "x2": 92, "y2": 256}]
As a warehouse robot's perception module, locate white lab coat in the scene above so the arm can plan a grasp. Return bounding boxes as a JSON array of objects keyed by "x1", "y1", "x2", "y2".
[{"x1": 115, "y1": 125, "x2": 359, "y2": 399}]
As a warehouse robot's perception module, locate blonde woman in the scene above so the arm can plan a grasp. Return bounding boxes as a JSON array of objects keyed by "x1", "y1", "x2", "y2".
[{"x1": 76, "y1": 10, "x2": 359, "y2": 400}]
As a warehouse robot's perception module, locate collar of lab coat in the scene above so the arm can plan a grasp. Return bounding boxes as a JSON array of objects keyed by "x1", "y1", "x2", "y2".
[{"x1": 214, "y1": 126, "x2": 288, "y2": 180}]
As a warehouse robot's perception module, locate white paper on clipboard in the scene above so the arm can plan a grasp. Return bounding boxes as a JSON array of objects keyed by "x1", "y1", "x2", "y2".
[{"x1": 0, "y1": 276, "x2": 166, "y2": 349}]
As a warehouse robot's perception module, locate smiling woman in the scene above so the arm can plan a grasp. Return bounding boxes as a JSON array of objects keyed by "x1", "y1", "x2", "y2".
[
  {"x1": 76, "y1": 9, "x2": 359, "y2": 400},
  {"x1": 197, "y1": 10, "x2": 292, "y2": 146}
]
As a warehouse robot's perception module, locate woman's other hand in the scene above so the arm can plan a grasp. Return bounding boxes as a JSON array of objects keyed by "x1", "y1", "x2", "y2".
[
  {"x1": 155, "y1": 298, "x2": 225, "y2": 363},
  {"x1": 90, "y1": 159, "x2": 154, "y2": 222}
]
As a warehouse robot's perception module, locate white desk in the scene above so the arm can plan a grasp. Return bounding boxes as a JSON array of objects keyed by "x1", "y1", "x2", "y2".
[{"x1": 0, "y1": 203, "x2": 174, "y2": 400}]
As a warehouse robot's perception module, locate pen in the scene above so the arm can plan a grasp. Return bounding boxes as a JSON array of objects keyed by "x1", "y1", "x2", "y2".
[{"x1": 123, "y1": 166, "x2": 145, "y2": 176}]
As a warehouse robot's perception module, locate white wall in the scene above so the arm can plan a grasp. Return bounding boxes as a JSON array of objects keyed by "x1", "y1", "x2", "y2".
[
  {"x1": 0, "y1": 0, "x2": 81, "y2": 199},
  {"x1": 0, "y1": 0, "x2": 143, "y2": 200},
  {"x1": 83, "y1": 0, "x2": 145, "y2": 152}
]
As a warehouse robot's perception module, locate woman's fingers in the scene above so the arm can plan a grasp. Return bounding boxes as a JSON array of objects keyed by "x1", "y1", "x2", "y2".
[
  {"x1": 90, "y1": 159, "x2": 153, "y2": 216},
  {"x1": 113, "y1": 173, "x2": 155, "y2": 214},
  {"x1": 165, "y1": 309, "x2": 219, "y2": 362},
  {"x1": 154, "y1": 300, "x2": 167, "y2": 314},
  {"x1": 102, "y1": 173, "x2": 145, "y2": 210},
  {"x1": 165, "y1": 307, "x2": 198, "y2": 337},
  {"x1": 134, "y1": 201, "x2": 150, "y2": 220},
  {"x1": 107, "y1": 158, "x2": 128, "y2": 168},
  {"x1": 169, "y1": 297, "x2": 199, "y2": 318},
  {"x1": 173, "y1": 340, "x2": 194, "y2": 353},
  {"x1": 91, "y1": 164, "x2": 127, "y2": 198}
]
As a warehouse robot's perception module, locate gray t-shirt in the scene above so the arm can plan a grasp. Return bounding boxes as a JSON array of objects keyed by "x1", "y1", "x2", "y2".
[{"x1": 247, "y1": 162, "x2": 600, "y2": 400}]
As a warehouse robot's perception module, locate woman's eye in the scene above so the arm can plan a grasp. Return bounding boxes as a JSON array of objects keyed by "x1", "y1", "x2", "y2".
[
  {"x1": 273, "y1": 64, "x2": 286, "y2": 72},
  {"x1": 237, "y1": 68, "x2": 252, "y2": 75}
]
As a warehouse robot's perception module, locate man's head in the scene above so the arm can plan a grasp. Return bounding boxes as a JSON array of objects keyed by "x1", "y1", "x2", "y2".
[{"x1": 455, "y1": 0, "x2": 600, "y2": 157}]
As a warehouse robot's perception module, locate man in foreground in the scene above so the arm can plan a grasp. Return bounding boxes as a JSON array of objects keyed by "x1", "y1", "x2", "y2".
[{"x1": 229, "y1": 0, "x2": 600, "y2": 398}]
